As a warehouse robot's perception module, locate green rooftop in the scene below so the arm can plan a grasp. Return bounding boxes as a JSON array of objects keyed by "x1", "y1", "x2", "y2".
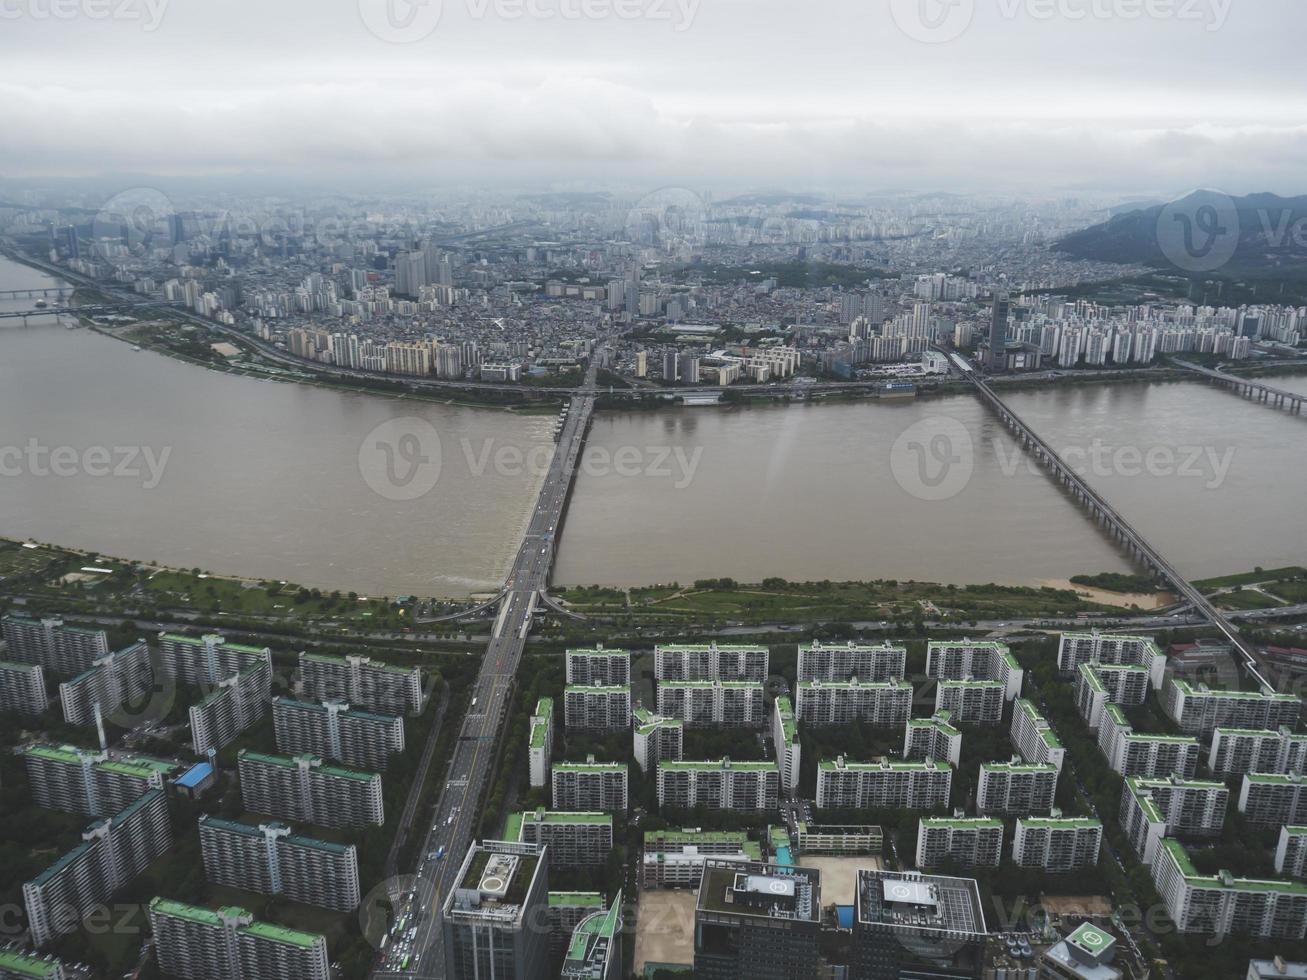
[
  {"x1": 239, "y1": 921, "x2": 323, "y2": 950},
  {"x1": 921, "y1": 817, "x2": 1003, "y2": 830},
  {"x1": 549, "y1": 892, "x2": 605, "y2": 907},
  {"x1": 659, "y1": 759, "x2": 777, "y2": 771},
  {"x1": 1160, "y1": 838, "x2": 1307, "y2": 895},
  {"x1": 0, "y1": 948, "x2": 62, "y2": 977}
]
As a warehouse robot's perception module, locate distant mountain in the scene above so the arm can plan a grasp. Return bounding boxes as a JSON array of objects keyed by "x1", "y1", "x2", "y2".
[{"x1": 1057, "y1": 190, "x2": 1307, "y2": 274}]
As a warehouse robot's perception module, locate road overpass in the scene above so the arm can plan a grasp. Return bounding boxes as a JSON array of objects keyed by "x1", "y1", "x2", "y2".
[
  {"x1": 968, "y1": 373, "x2": 1279, "y2": 692},
  {"x1": 1173, "y1": 359, "x2": 1305, "y2": 416}
]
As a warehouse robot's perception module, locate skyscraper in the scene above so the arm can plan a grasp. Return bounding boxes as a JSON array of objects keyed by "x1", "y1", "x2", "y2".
[
  {"x1": 694, "y1": 861, "x2": 821, "y2": 980},
  {"x1": 988, "y1": 291, "x2": 1010, "y2": 372},
  {"x1": 442, "y1": 840, "x2": 550, "y2": 980}
]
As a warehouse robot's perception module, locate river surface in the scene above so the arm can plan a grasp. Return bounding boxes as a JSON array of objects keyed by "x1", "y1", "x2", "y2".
[{"x1": 2, "y1": 257, "x2": 1303, "y2": 596}]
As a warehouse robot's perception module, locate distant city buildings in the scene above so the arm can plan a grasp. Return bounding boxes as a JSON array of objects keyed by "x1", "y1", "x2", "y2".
[
  {"x1": 934, "y1": 680, "x2": 1005, "y2": 725},
  {"x1": 1075, "y1": 663, "x2": 1149, "y2": 731},
  {"x1": 796, "y1": 678, "x2": 912, "y2": 727},
  {"x1": 1096, "y1": 704, "x2": 1201, "y2": 779},
  {"x1": 1120, "y1": 775, "x2": 1229, "y2": 864},
  {"x1": 925, "y1": 641, "x2": 1023, "y2": 700},
  {"x1": 23, "y1": 743, "x2": 177, "y2": 817},
  {"x1": 564, "y1": 646, "x2": 631, "y2": 687},
  {"x1": 655, "y1": 642, "x2": 769, "y2": 682},
  {"x1": 1010, "y1": 699, "x2": 1065, "y2": 773},
  {"x1": 633, "y1": 706, "x2": 684, "y2": 773},
  {"x1": 797, "y1": 641, "x2": 905, "y2": 683},
  {"x1": 1163, "y1": 679, "x2": 1301, "y2": 738},
  {"x1": 904, "y1": 710, "x2": 963, "y2": 767},
  {"x1": 563, "y1": 684, "x2": 632, "y2": 732},
  {"x1": 657, "y1": 681, "x2": 765, "y2": 728},
  {"x1": 1209, "y1": 727, "x2": 1307, "y2": 777}
]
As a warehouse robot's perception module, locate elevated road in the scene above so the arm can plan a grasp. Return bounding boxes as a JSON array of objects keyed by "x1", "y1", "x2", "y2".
[
  {"x1": 1173, "y1": 359, "x2": 1305, "y2": 416},
  {"x1": 968, "y1": 373, "x2": 1279, "y2": 691},
  {"x1": 373, "y1": 351, "x2": 602, "y2": 980}
]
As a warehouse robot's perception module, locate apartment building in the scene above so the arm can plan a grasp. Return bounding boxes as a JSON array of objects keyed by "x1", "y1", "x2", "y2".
[
  {"x1": 272, "y1": 696, "x2": 404, "y2": 770},
  {"x1": 24, "y1": 790, "x2": 172, "y2": 947},
  {"x1": 935, "y1": 680, "x2": 1005, "y2": 725},
  {"x1": 926, "y1": 641, "x2": 1023, "y2": 700},
  {"x1": 1209, "y1": 727, "x2": 1307, "y2": 777},
  {"x1": 505, "y1": 810, "x2": 614, "y2": 868},
  {"x1": 1075, "y1": 663, "x2": 1149, "y2": 731},
  {"x1": 772, "y1": 696, "x2": 801, "y2": 792},
  {"x1": 1119, "y1": 775, "x2": 1229, "y2": 864},
  {"x1": 796, "y1": 678, "x2": 912, "y2": 727},
  {"x1": 1011, "y1": 817, "x2": 1103, "y2": 872},
  {"x1": 2, "y1": 615, "x2": 109, "y2": 675},
  {"x1": 1163, "y1": 679, "x2": 1301, "y2": 738},
  {"x1": 1275, "y1": 826, "x2": 1307, "y2": 878},
  {"x1": 0, "y1": 948, "x2": 67, "y2": 979},
  {"x1": 1239, "y1": 773, "x2": 1307, "y2": 827},
  {"x1": 1152, "y1": 838, "x2": 1307, "y2": 938},
  {"x1": 552, "y1": 759, "x2": 628, "y2": 813},
  {"x1": 797, "y1": 640, "x2": 905, "y2": 683},
  {"x1": 191, "y1": 660, "x2": 272, "y2": 756},
  {"x1": 816, "y1": 756, "x2": 952, "y2": 811},
  {"x1": 23, "y1": 743, "x2": 177, "y2": 817},
  {"x1": 903, "y1": 710, "x2": 963, "y2": 767},
  {"x1": 654, "y1": 643, "x2": 768, "y2": 682},
  {"x1": 641, "y1": 830, "x2": 761, "y2": 889},
  {"x1": 148, "y1": 898, "x2": 329, "y2": 980},
  {"x1": 565, "y1": 646, "x2": 631, "y2": 687},
  {"x1": 237, "y1": 750, "x2": 384, "y2": 828},
  {"x1": 1058, "y1": 632, "x2": 1167, "y2": 689},
  {"x1": 657, "y1": 681, "x2": 765, "y2": 728},
  {"x1": 547, "y1": 894, "x2": 606, "y2": 960},
  {"x1": 633, "y1": 707, "x2": 684, "y2": 773},
  {"x1": 976, "y1": 759, "x2": 1058, "y2": 817},
  {"x1": 198, "y1": 815, "x2": 360, "y2": 912},
  {"x1": 657, "y1": 759, "x2": 780, "y2": 813},
  {"x1": 791, "y1": 822, "x2": 882, "y2": 856},
  {"x1": 916, "y1": 817, "x2": 1003, "y2": 870},
  {"x1": 157, "y1": 632, "x2": 270, "y2": 687},
  {"x1": 1097, "y1": 704, "x2": 1200, "y2": 779},
  {"x1": 1010, "y1": 699, "x2": 1066, "y2": 773},
  {"x1": 0, "y1": 660, "x2": 48, "y2": 715},
  {"x1": 529, "y1": 698, "x2": 554, "y2": 787},
  {"x1": 58, "y1": 641, "x2": 152, "y2": 726},
  {"x1": 564, "y1": 684, "x2": 632, "y2": 732},
  {"x1": 560, "y1": 893, "x2": 622, "y2": 980},
  {"x1": 297, "y1": 651, "x2": 425, "y2": 716}
]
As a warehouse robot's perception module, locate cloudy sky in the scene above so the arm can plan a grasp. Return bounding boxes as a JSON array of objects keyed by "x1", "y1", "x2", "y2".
[{"x1": 3, "y1": 0, "x2": 1305, "y2": 196}]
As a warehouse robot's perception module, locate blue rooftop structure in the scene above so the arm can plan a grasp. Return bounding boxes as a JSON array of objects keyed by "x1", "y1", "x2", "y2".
[{"x1": 176, "y1": 762, "x2": 213, "y2": 789}]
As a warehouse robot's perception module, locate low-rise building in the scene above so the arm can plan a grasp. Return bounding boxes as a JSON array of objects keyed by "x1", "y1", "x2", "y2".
[
  {"x1": 1152, "y1": 838, "x2": 1307, "y2": 938},
  {"x1": 1096, "y1": 704, "x2": 1200, "y2": 779},
  {"x1": 505, "y1": 810, "x2": 614, "y2": 868},
  {"x1": 237, "y1": 750, "x2": 383, "y2": 828},
  {"x1": 792, "y1": 822, "x2": 882, "y2": 856},
  {"x1": 1010, "y1": 698, "x2": 1065, "y2": 773},
  {"x1": 797, "y1": 640, "x2": 905, "y2": 682},
  {"x1": 1011, "y1": 816, "x2": 1103, "y2": 872},
  {"x1": 0, "y1": 947, "x2": 68, "y2": 979},
  {"x1": 654, "y1": 642, "x2": 768, "y2": 682},
  {"x1": 657, "y1": 759, "x2": 779, "y2": 813},
  {"x1": 1275, "y1": 826, "x2": 1307, "y2": 879},
  {"x1": 925, "y1": 640, "x2": 1023, "y2": 700},
  {"x1": 816, "y1": 756, "x2": 952, "y2": 811},
  {"x1": 198, "y1": 815, "x2": 360, "y2": 912},
  {"x1": 1239, "y1": 772, "x2": 1307, "y2": 827},
  {"x1": 903, "y1": 710, "x2": 963, "y2": 767},
  {"x1": 148, "y1": 897, "x2": 329, "y2": 980},
  {"x1": 1163, "y1": 679, "x2": 1301, "y2": 738},
  {"x1": 1120, "y1": 775, "x2": 1229, "y2": 864},
  {"x1": 976, "y1": 759, "x2": 1058, "y2": 817},
  {"x1": 552, "y1": 759, "x2": 628, "y2": 813},
  {"x1": 657, "y1": 681, "x2": 764, "y2": 728},
  {"x1": 641, "y1": 830, "x2": 761, "y2": 889},
  {"x1": 796, "y1": 678, "x2": 912, "y2": 727},
  {"x1": 916, "y1": 817, "x2": 1003, "y2": 870},
  {"x1": 935, "y1": 679, "x2": 1005, "y2": 724},
  {"x1": 1209, "y1": 727, "x2": 1307, "y2": 777}
]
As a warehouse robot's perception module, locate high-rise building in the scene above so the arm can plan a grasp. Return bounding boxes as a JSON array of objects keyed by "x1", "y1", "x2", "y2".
[
  {"x1": 1075, "y1": 663, "x2": 1149, "y2": 731},
  {"x1": 797, "y1": 641, "x2": 905, "y2": 683},
  {"x1": 23, "y1": 743, "x2": 177, "y2": 817},
  {"x1": 903, "y1": 711, "x2": 963, "y2": 767},
  {"x1": 547, "y1": 893, "x2": 606, "y2": 959},
  {"x1": 1151, "y1": 838, "x2": 1307, "y2": 938},
  {"x1": 1057, "y1": 632, "x2": 1167, "y2": 689},
  {"x1": 191, "y1": 660, "x2": 271, "y2": 755},
  {"x1": 198, "y1": 815, "x2": 360, "y2": 911},
  {"x1": 1096, "y1": 704, "x2": 1200, "y2": 779},
  {"x1": 529, "y1": 698, "x2": 554, "y2": 787},
  {"x1": 58, "y1": 641, "x2": 152, "y2": 726},
  {"x1": 2, "y1": 615, "x2": 109, "y2": 675},
  {"x1": 925, "y1": 641, "x2": 1023, "y2": 700},
  {"x1": 24, "y1": 790, "x2": 172, "y2": 947},
  {"x1": 988, "y1": 292, "x2": 1010, "y2": 372},
  {"x1": 551, "y1": 759, "x2": 628, "y2": 813},
  {"x1": 297, "y1": 651, "x2": 426, "y2": 716},
  {"x1": 852, "y1": 869, "x2": 987, "y2": 980},
  {"x1": 442, "y1": 840, "x2": 550, "y2": 980},
  {"x1": 272, "y1": 697, "x2": 404, "y2": 770},
  {"x1": 657, "y1": 760, "x2": 779, "y2": 813},
  {"x1": 654, "y1": 643, "x2": 769, "y2": 682},
  {"x1": 976, "y1": 760, "x2": 1058, "y2": 817},
  {"x1": 560, "y1": 892, "x2": 622, "y2": 980},
  {"x1": 915, "y1": 817, "x2": 1003, "y2": 870},
  {"x1": 1120, "y1": 775, "x2": 1229, "y2": 864},
  {"x1": 772, "y1": 696, "x2": 801, "y2": 792},
  {"x1": 1010, "y1": 698, "x2": 1066, "y2": 773},
  {"x1": 157, "y1": 632, "x2": 269, "y2": 687},
  {"x1": 563, "y1": 685, "x2": 632, "y2": 732},
  {"x1": 1208, "y1": 727, "x2": 1307, "y2": 777},
  {"x1": 0, "y1": 660, "x2": 49, "y2": 715},
  {"x1": 1239, "y1": 772, "x2": 1307, "y2": 827},
  {"x1": 694, "y1": 861, "x2": 822, "y2": 980},
  {"x1": 656, "y1": 681, "x2": 765, "y2": 728},
  {"x1": 504, "y1": 810, "x2": 613, "y2": 868},
  {"x1": 148, "y1": 897, "x2": 329, "y2": 980},
  {"x1": 564, "y1": 646, "x2": 631, "y2": 687},
  {"x1": 1011, "y1": 816, "x2": 1102, "y2": 872},
  {"x1": 1275, "y1": 826, "x2": 1307, "y2": 879},
  {"x1": 1163, "y1": 680, "x2": 1301, "y2": 738},
  {"x1": 816, "y1": 757, "x2": 952, "y2": 811},
  {"x1": 237, "y1": 750, "x2": 384, "y2": 828},
  {"x1": 796, "y1": 679, "x2": 912, "y2": 727},
  {"x1": 633, "y1": 707, "x2": 684, "y2": 773},
  {"x1": 934, "y1": 680, "x2": 1005, "y2": 725}
]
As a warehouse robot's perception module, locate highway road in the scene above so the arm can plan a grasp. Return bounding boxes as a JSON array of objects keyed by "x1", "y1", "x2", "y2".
[{"x1": 372, "y1": 349, "x2": 603, "y2": 979}]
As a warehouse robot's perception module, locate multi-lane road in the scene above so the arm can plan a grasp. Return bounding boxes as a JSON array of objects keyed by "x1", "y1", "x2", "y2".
[{"x1": 373, "y1": 352, "x2": 602, "y2": 979}]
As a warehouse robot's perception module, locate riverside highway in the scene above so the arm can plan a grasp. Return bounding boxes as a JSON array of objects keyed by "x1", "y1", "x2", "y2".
[{"x1": 373, "y1": 350, "x2": 603, "y2": 980}]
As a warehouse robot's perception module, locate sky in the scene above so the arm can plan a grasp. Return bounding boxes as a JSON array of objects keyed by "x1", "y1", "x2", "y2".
[{"x1": 3, "y1": 0, "x2": 1306, "y2": 197}]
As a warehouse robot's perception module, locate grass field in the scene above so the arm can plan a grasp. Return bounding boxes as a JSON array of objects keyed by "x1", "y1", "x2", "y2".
[{"x1": 1193, "y1": 566, "x2": 1307, "y2": 591}]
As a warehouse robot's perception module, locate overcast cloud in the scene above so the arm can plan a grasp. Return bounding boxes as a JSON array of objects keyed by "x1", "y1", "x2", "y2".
[{"x1": 2, "y1": 0, "x2": 1305, "y2": 195}]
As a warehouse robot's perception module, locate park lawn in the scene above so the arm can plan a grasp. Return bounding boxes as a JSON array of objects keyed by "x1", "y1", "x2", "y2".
[
  {"x1": 1214, "y1": 590, "x2": 1285, "y2": 611},
  {"x1": 1266, "y1": 580, "x2": 1307, "y2": 604},
  {"x1": 1193, "y1": 566, "x2": 1307, "y2": 591}
]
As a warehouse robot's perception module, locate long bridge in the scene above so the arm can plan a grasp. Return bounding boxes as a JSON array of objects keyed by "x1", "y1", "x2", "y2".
[
  {"x1": 1173, "y1": 359, "x2": 1305, "y2": 416},
  {"x1": 0, "y1": 286, "x2": 76, "y2": 300},
  {"x1": 968, "y1": 373, "x2": 1277, "y2": 691}
]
